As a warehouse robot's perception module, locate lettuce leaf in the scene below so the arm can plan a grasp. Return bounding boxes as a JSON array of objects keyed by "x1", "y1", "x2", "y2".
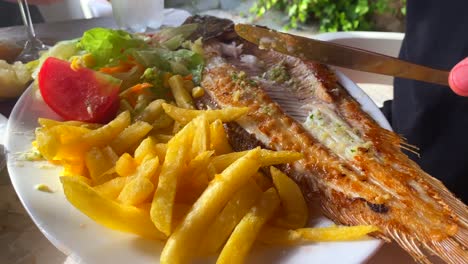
[
  {"x1": 132, "y1": 48, "x2": 204, "y2": 84},
  {"x1": 78, "y1": 28, "x2": 145, "y2": 68}
]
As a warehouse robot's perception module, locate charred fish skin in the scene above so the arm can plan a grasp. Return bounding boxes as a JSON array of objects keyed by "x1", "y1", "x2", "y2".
[{"x1": 186, "y1": 16, "x2": 468, "y2": 264}]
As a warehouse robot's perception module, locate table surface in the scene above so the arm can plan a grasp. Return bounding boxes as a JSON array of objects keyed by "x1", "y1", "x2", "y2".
[{"x1": 0, "y1": 14, "x2": 427, "y2": 264}]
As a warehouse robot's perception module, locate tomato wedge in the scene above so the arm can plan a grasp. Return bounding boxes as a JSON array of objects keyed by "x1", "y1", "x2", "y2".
[{"x1": 38, "y1": 57, "x2": 121, "y2": 123}]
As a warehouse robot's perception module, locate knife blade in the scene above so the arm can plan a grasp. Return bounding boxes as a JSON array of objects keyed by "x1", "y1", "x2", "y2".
[{"x1": 235, "y1": 24, "x2": 449, "y2": 86}]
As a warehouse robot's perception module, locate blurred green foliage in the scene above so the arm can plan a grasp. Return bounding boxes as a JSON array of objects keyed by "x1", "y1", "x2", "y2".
[{"x1": 250, "y1": 0, "x2": 406, "y2": 32}]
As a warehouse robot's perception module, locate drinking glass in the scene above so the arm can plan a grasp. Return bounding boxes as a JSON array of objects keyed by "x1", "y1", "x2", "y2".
[
  {"x1": 111, "y1": 0, "x2": 165, "y2": 33},
  {"x1": 16, "y1": 0, "x2": 48, "y2": 62}
]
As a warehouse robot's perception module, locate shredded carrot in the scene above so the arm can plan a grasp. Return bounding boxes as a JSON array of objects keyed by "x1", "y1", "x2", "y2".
[
  {"x1": 119, "y1": 82, "x2": 154, "y2": 108},
  {"x1": 99, "y1": 62, "x2": 134, "y2": 74},
  {"x1": 183, "y1": 74, "x2": 193, "y2": 81},
  {"x1": 129, "y1": 82, "x2": 153, "y2": 93},
  {"x1": 99, "y1": 56, "x2": 146, "y2": 74}
]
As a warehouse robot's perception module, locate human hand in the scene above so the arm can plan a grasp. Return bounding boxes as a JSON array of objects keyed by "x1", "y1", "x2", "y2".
[
  {"x1": 449, "y1": 57, "x2": 468, "y2": 96},
  {"x1": 4, "y1": 0, "x2": 62, "y2": 5}
]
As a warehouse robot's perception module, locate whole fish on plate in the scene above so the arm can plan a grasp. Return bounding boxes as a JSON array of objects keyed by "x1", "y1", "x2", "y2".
[{"x1": 183, "y1": 16, "x2": 468, "y2": 263}]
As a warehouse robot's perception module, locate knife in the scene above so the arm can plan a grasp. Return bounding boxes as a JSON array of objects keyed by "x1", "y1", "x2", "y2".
[{"x1": 235, "y1": 24, "x2": 449, "y2": 86}]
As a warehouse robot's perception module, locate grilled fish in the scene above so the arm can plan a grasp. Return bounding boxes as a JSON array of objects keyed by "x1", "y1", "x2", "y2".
[{"x1": 185, "y1": 16, "x2": 468, "y2": 263}]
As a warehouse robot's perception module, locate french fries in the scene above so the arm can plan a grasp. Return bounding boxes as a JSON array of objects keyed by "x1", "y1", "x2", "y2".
[
  {"x1": 134, "y1": 137, "x2": 158, "y2": 164},
  {"x1": 190, "y1": 114, "x2": 209, "y2": 157},
  {"x1": 61, "y1": 176, "x2": 165, "y2": 240},
  {"x1": 162, "y1": 103, "x2": 249, "y2": 124},
  {"x1": 160, "y1": 148, "x2": 261, "y2": 264},
  {"x1": 217, "y1": 188, "x2": 280, "y2": 264},
  {"x1": 257, "y1": 225, "x2": 380, "y2": 245},
  {"x1": 135, "y1": 99, "x2": 165, "y2": 123},
  {"x1": 94, "y1": 175, "x2": 135, "y2": 200},
  {"x1": 85, "y1": 147, "x2": 115, "y2": 184},
  {"x1": 110, "y1": 121, "x2": 153, "y2": 155},
  {"x1": 176, "y1": 150, "x2": 213, "y2": 204},
  {"x1": 83, "y1": 111, "x2": 131, "y2": 147},
  {"x1": 35, "y1": 96, "x2": 379, "y2": 264},
  {"x1": 209, "y1": 119, "x2": 232, "y2": 155},
  {"x1": 211, "y1": 149, "x2": 303, "y2": 172},
  {"x1": 38, "y1": 118, "x2": 102, "y2": 129},
  {"x1": 168, "y1": 75, "x2": 194, "y2": 109},
  {"x1": 115, "y1": 153, "x2": 137, "y2": 177},
  {"x1": 199, "y1": 179, "x2": 262, "y2": 254},
  {"x1": 151, "y1": 121, "x2": 195, "y2": 236},
  {"x1": 118, "y1": 156, "x2": 159, "y2": 205},
  {"x1": 271, "y1": 166, "x2": 308, "y2": 229}
]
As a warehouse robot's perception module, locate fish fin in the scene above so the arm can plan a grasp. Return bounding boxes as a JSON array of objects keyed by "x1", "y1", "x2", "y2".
[
  {"x1": 387, "y1": 228, "x2": 431, "y2": 264},
  {"x1": 320, "y1": 190, "x2": 468, "y2": 264},
  {"x1": 454, "y1": 228, "x2": 468, "y2": 248},
  {"x1": 321, "y1": 195, "x2": 433, "y2": 263},
  {"x1": 423, "y1": 237, "x2": 468, "y2": 264},
  {"x1": 418, "y1": 170, "x2": 468, "y2": 229}
]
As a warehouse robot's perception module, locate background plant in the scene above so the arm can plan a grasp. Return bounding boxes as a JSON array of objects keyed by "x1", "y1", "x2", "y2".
[{"x1": 250, "y1": 0, "x2": 406, "y2": 32}]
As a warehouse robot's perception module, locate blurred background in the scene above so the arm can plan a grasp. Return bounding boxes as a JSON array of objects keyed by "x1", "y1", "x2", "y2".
[{"x1": 4, "y1": 0, "x2": 406, "y2": 33}]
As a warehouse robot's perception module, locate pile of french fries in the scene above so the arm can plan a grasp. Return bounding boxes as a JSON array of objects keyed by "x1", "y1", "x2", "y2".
[{"x1": 34, "y1": 79, "x2": 378, "y2": 264}]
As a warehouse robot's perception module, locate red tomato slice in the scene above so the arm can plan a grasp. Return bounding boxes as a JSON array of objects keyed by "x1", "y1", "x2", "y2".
[{"x1": 38, "y1": 57, "x2": 121, "y2": 123}]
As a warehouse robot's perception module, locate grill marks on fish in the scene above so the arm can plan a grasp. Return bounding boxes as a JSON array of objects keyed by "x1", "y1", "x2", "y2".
[
  {"x1": 190, "y1": 16, "x2": 468, "y2": 262},
  {"x1": 201, "y1": 54, "x2": 386, "y2": 201},
  {"x1": 238, "y1": 44, "x2": 463, "y2": 240}
]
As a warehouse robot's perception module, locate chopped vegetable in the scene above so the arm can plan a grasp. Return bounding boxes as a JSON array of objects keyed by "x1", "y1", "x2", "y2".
[
  {"x1": 78, "y1": 28, "x2": 146, "y2": 68},
  {"x1": 131, "y1": 48, "x2": 204, "y2": 84}
]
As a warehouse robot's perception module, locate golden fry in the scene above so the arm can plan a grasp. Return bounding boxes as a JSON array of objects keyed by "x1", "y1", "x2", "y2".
[
  {"x1": 217, "y1": 188, "x2": 280, "y2": 264},
  {"x1": 191, "y1": 115, "x2": 209, "y2": 157},
  {"x1": 110, "y1": 121, "x2": 153, "y2": 155},
  {"x1": 209, "y1": 119, "x2": 232, "y2": 155},
  {"x1": 61, "y1": 159, "x2": 87, "y2": 178},
  {"x1": 257, "y1": 225, "x2": 380, "y2": 245},
  {"x1": 135, "y1": 99, "x2": 165, "y2": 124},
  {"x1": 152, "y1": 113, "x2": 174, "y2": 130},
  {"x1": 154, "y1": 143, "x2": 167, "y2": 162},
  {"x1": 270, "y1": 166, "x2": 308, "y2": 229},
  {"x1": 160, "y1": 148, "x2": 261, "y2": 264},
  {"x1": 38, "y1": 118, "x2": 102, "y2": 129},
  {"x1": 60, "y1": 176, "x2": 165, "y2": 240},
  {"x1": 151, "y1": 121, "x2": 195, "y2": 236},
  {"x1": 67, "y1": 174, "x2": 92, "y2": 185},
  {"x1": 211, "y1": 149, "x2": 303, "y2": 172},
  {"x1": 115, "y1": 153, "x2": 138, "y2": 177},
  {"x1": 101, "y1": 146, "x2": 119, "y2": 164},
  {"x1": 83, "y1": 111, "x2": 131, "y2": 147},
  {"x1": 134, "y1": 137, "x2": 157, "y2": 164},
  {"x1": 118, "y1": 155, "x2": 160, "y2": 205},
  {"x1": 95, "y1": 167, "x2": 119, "y2": 186},
  {"x1": 118, "y1": 177, "x2": 154, "y2": 206},
  {"x1": 85, "y1": 147, "x2": 115, "y2": 183},
  {"x1": 176, "y1": 151, "x2": 214, "y2": 204},
  {"x1": 94, "y1": 176, "x2": 135, "y2": 200},
  {"x1": 162, "y1": 103, "x2": 249, "y2": 124},
  {"x1": 199, "y1": 179, "x2": 262, "y2": 254},
  {"x1": 168, "y1": 75, "x2": 194, "y2": 109},
  {"x1": 35, "y1": 125, "x2": 90, "y2": 161}
]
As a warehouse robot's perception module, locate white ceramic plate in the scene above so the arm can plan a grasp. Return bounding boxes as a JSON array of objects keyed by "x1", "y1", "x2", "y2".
[{"x1": 6, "y1": 70, "x2": 388, "y2": 264}]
